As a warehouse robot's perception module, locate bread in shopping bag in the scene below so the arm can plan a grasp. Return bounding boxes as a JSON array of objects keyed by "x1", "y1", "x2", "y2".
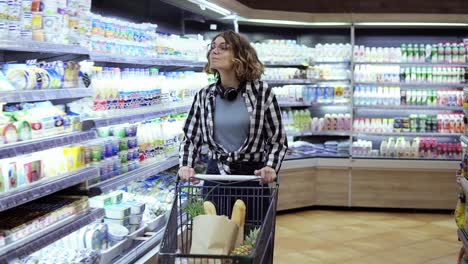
[
  {"x1": 203, "y1": 201, "x2": 217, "y2": 216},
  {"x1": 230, "y1": 199, "x2": 246, "y2": 247},
  {"x1": 190, "y1": 215, "x2": 239, "y2": 256}
]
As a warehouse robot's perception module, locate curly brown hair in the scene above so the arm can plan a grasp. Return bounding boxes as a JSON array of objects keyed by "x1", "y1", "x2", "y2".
[{"x1": 204, "y1": 31, "x2": 264, "y2": 82}]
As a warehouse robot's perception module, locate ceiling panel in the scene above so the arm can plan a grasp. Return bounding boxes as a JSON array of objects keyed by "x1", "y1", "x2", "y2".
[{"x1": 237, "y1": 0, "x2": 468, "y2": 14}]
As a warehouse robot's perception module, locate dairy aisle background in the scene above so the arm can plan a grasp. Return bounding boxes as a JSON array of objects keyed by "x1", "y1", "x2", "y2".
[{"x1": 0, "y1": 0, "x2": 467, "y2": 263}]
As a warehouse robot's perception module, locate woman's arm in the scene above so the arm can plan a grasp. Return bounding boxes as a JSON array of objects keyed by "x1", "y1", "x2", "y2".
[
  {"x1": 179, "y1": 91, "x2": 203, "y2": 169},
  {"x1": 263, "y1": 88, "x2": 288, "y2": 173}
]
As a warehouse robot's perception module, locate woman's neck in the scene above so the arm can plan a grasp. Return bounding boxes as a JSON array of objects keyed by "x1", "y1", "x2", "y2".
[{"x1": 219, "y1": 71, "x2": 239, "y2": 89}]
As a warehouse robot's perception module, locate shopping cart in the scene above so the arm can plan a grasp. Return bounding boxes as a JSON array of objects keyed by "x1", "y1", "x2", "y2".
[{"x1": 159, "y1": 174, "x2": 279, "y2": 264}]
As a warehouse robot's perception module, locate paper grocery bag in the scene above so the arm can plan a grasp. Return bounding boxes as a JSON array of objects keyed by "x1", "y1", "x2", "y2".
[{"x1": 190, "y1": 215, "x2": 239, "y2": 256}]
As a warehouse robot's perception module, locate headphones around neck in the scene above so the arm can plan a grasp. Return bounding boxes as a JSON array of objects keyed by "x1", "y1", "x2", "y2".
[{"x1": 216, "y1": 83, "x2": 238, "y2": 101}]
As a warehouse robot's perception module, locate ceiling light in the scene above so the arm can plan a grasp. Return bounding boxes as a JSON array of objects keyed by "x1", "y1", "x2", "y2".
[
  {"x1": 355, "y1": 22, "x2": 468, "y2": 27},
  {"x1": 239, "y1": 19, "x2": 350, "y2": 27},
  {"x1": 187, "y1": 0, "x2": 231, "y2": 16}
]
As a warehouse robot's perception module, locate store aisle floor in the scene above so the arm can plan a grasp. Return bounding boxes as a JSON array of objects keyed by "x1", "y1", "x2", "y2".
[{"x1": 274, "y1": 210, "x2": 458, "y2": 264}]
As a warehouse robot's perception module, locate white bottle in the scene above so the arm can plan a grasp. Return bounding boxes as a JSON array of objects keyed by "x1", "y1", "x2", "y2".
[
  {"x1": 380, "y1": 139, "x2": 388, "y2": 157},
  {"x1": 387, "y1": 137, "x2": 396, "y2": 157}
]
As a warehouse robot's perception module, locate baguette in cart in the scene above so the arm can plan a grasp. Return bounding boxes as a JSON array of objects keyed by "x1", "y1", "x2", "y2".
[{"x1": 159, "y1": 174, "x2": 279, "y2": 264}]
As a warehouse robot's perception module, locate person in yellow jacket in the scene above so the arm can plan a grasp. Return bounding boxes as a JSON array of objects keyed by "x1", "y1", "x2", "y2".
[{"x1": 456, "y1": 168, "x2": 468, "y2": 264}]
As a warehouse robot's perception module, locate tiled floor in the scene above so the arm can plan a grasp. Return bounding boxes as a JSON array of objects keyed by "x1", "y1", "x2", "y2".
[{"x1": 274, "y1": 210, "x2": 459, "y2": 264}]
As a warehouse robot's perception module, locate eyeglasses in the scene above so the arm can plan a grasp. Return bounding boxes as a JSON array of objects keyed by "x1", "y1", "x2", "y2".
[{"x1": 208, "y1": 42, "x2": 231, "y2": 53}]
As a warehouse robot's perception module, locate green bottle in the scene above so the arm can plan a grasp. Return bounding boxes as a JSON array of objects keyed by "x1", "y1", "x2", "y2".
[{"x1": 401, "y1": 44, "x2": 407, "y2": 62}]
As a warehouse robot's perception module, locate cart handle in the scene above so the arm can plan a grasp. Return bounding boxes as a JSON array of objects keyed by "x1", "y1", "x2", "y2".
[{"x1": 194, "y1": 174, "x2": 261, "y2": 181}]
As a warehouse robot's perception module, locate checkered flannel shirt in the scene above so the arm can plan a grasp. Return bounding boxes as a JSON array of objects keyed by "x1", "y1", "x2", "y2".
[{"x1": 179, "y1": 80, "x2": 288, "y2": 175}]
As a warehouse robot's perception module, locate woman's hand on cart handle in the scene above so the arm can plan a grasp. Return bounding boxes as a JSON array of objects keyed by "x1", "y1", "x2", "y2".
[
  {"x1": 254, "y1": 166, "x2": 276, "y2": 184},
  {"x1": 178, "y1": 166, "x2": 200, "y2": 184}
]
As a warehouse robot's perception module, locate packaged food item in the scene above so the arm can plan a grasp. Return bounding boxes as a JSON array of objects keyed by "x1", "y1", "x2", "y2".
[
  {"x1": 89, "y1": 195, "x2": 112, "y2": 208},
  {"x1": 105, "y1": 204, "x2": 131, "y2": 219}
]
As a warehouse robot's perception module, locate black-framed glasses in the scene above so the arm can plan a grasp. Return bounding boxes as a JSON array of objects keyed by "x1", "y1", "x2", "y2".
[{"x1": 207, "y1": 42, "x2": 231, "y2": 53}]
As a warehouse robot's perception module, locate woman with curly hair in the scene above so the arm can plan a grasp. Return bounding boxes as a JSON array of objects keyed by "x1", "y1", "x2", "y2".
[{"x1": 178, "y1": 31, "x2": 288, "y2": 222}]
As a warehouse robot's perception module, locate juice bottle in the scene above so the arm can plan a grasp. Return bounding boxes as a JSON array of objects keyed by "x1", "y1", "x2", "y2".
[
  {"x1": 437, "y1": 43, "x2": 445, "y2": 63},
  {"x1": 444, "y1": 43, "x2": 452, "y2": 63},
  {"x1": 459, "y1": 43, "x2": 466, "y2": 63},
  {"x1": 431, "y1": 45, "x2": 438, "y2": 63},
  {"x1": 452, "y1": 43, "x2": 459, "y2": 63},
  {"x1": 401, "y1": 44, "x2": 407, "y2": 62},
  {"x1": 419, "y1": 44, "x2": 425, "y2": 63}
]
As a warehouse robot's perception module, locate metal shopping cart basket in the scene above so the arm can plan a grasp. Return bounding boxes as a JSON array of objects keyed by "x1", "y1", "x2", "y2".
[{"x1": 159, "y1": 174, "x2": 279, "y2": 264}]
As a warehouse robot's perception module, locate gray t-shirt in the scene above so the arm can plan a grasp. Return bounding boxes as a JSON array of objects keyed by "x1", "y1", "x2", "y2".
[{"x1": 213, "y1": 94, "x2": 250, "y2": 153}]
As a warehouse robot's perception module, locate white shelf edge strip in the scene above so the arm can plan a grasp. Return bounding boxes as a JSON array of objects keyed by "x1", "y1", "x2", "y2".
[
  {"x1": 0, "y1": 167, "x2": 99, "y2": 212},
  {"x1": 354, "y1": 82, "x2": 466, "y2": 87},
  {"x1": 0, "y1": 40, "x2": 88, "y2": 55},
  {"x1": 89, "y1": 53, "x2": 206, "y2": 67},
  {"x1": 355, "y1": 62, "x2": 468, "y2": 66},
  {"x1": 282, "y1": 157, "x2": 457, "y2": 171},
  {"x1": 354, "y1": 106, "x2": 463, "y2": 110},
  {"x1": 354, "y1": 132, "x2": 462, "y2": 137},
  {"x1": 89, "y1": 155, "x2": 179, "y2": 194},
  {"x1": 0, "y1": 88, "x2": 93, "y2": 103},
  {"x1": 287, "y1": 131, "x2": 351, "y2": 136},
  {"x1": 0, "y1": 131, "x2": 97, "y2": 159},
  {"x1": 0, "y1": 208, "x2": 105, "y2": 261},
  {"x1": 84, "y1": 105, "x2": 190, "y2": 129},
  {"x1": 114, "y1": 227, "x2": 166, "y2": 264}
]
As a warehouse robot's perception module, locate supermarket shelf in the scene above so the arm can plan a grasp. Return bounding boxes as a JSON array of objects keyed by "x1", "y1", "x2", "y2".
[
  {"x1": 263, "y1": 61, "x2": 308, "y2": 67},
  {"x1": 279, "y1": 101, "x2": 351, "y2": 108},
  {"x1": 264, "y1": 79, "x2": 314, "y2": 85},
  {"x1": 352, "y1": 156, "x2": 459, "y2": 162},
  {"x1": 82, "y1": 105, "x2": 190, "y2": 129},
  {"x1": 282, "y1": 157, "x2": 351, "y2": 170},
  {"x1": 0, "y1": 208, "x2": 105, "y2": 262},
  {"x1": 353, "y1": 105, "x2": 463, "y2": 111},
  {"x1": 0, "y1": 131, "x2": 97, "y2": 159},
  {"x1": 0, "y1": 166, "x2": 99, "y2": 212},
  {"x1": 285, "y1": 154, "x2": 350, "y2": 161},
  {"x1": 0, "y1": 88, "x2": 93, "y2": 103},
  {"x1": 354, "y1": 82, "x2": 466, "y2": 88},
  {"x1": 90, "y1": 53, "x2": 206, "y2": 67},
  {"x1": 114, "y1": 226, "x2": 165, "y2": 264},
  {"x1": 350, "y1": 158, "x2": 458, "y2": 171},
  {"x1": 314, "y1": 78, "x2": 350, "y2": 82},
  {"x1": 353, "y1": 132, "x2": 462, "y2": 137},
  {"x1": 88, "y1": 155, "x2": 179, "y2": 194},
  {"x1": 279, "y1": 102, "x2": 310, "y2": 107},
  {"x1": 461, "y1": 135, "x2": 468, "y2": 145},
  {"x1": 354, "y1": 61, "x2": 468, "y2": 67},
  {"x1": 458, "y1": 229, "x2": 468, "y2": 248},
  {"x1": 0, "y1": 40, "x2": 88, "y2": 54},
  {"x1": 460, "y1": 178, "x2": 468, "y2": 196},
  {"x1": 288, "y1": 131, "x2": 351, "y2": 137},
  {"x1": 313, "y1": 61, "x2": 351, "y2": 64},
  {"x1": 311, "y1": 102, "x2": 351, "y2": 107},
  {"x1": 282, "y1": 156, "x2": 457, "y2": 170}
]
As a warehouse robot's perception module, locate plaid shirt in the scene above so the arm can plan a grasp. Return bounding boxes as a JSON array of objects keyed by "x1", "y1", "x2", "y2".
[{"x1": 179, "y1": 80, "x2": 288, "y2": 175}]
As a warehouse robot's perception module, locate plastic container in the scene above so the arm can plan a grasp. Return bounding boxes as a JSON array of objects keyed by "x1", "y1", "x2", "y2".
[
  {"x1": 129, "y1": 214, "x2": 143, "y2": 225},
  {"x1": 107, "y1": 223, "x2": 129, "y2": 242},
  {"x1": 105, "y1": 204, "x2": 131, "y2": 219},
  {"x1": 124, "y1": 201, "x2": 145, "y2": 215}
]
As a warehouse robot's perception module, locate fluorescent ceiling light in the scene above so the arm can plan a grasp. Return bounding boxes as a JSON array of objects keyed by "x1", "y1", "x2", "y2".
[
  {"x1": 239, "y1": 18, "x2": 350, "y2": 26},
  {"x1": 187, "y1": 0, "x2": 231, "y2": 16},
  {"x1": 355, "y1": 22, "x2": 468, "y2": 27}
]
